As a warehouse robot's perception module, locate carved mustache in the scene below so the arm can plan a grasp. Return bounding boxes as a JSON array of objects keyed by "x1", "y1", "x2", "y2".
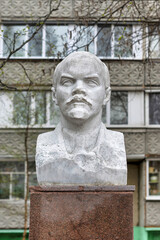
[{"x1": 66, "y1": 95, "x2": 92, "y2": 107}]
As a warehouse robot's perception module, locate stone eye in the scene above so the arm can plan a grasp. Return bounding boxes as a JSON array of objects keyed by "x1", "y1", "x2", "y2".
[
  {"x1": 61, "y1": 78, "x2": 74, "y2": 86},
  {"x1": 86, "y1": 79, "x2": 99, "y2": 87}
]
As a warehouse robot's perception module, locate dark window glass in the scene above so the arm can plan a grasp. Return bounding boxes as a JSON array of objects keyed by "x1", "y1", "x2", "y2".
[
  {"x1": 0, "y1": 161, "x2": 24, "y2": 172},
  {"x1": 50, "y1": 93, "x2": 61, "y2": 125},
  {"x1": 110, "y1": 92, "x2": 128, "y2": 124},
  {"x1": 28, "y1": 26, "x2": 42, "y2": 56},
  {"x1": 97, "y1": 25, "x2": 111, "y2": 57},
  {"x1": 12, "y1": 174, "x2": 24, "y2": 199},
  {"x1": 149, "y1": 93, "x2": 160, "y2": 124},
  {"x1": 102, "y1": 105, "x2": 106, "y2": 124},
  {"x1": 28, "y1": 173, "x2": 37, "y2": 199},
  {"x1": 28, "y1": 162, "x2": 36, "y2": 173},
  {"x1": 13, "y1": 92, "x2": 31, "y2": 125},
  {"x1": 0, "y1": 162, "x2": 25, "y2": 199},
  {"x1": 29, "y1": 174, "x2": 37, "y2": 186},
  {"x1": 35, "y1": 92, "x2": 46, "y2": 125},
  {"x1": 0, "y1": 161, "x2": 36, "y2": 199},
  {"x1": 0, "y1": 174, "x2": 10, "y2": 199}
]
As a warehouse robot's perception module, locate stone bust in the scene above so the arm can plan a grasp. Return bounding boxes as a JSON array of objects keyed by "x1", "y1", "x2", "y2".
[{"x1": 36, "y1": 52, "x2": 127, "y2": 186}]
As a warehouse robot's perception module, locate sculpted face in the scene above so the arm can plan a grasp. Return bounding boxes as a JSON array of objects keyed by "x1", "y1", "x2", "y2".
[{"x1": 52, "y1": 52, "x2": 110, "y2": 123}]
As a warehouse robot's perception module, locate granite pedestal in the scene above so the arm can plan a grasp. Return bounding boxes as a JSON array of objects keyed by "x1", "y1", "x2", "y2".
[{"x1": 29, "y1": 185, "x2": 135, "y2": 240}]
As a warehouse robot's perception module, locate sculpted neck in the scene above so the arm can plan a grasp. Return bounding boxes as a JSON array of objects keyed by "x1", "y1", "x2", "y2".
[{"x1": 60, "y1": 112, "x2": 102, "y2": 134}]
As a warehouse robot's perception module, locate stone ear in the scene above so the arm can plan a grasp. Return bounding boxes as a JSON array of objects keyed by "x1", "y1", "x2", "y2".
[
  {"x1": 103, "y1": 87, "x2": 111, "y2": 105},
  {"x1": 51, "y1": 87, "x2": 58, "y2": 105}
]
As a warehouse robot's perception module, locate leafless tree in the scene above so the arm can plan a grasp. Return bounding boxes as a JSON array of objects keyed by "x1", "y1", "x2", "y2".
[{"x1": 1, "y1": 1, "x2": 160, "y2": 239}]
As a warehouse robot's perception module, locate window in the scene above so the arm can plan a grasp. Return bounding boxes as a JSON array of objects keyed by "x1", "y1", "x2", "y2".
[
  {"x1": 148, "y1": 25, "x2": 160, "y2": 58},
  {"x1": 2, "y1": 24, "x2": 70, "y2": 58},
  {"x1": 34, "y1": 92, "x2": 47, "y2": 125},
  {"x1": 3, "y1": 25, "x2": 26, "y2": 57},
  {"x1": 50, "y1": 93, "x2": 61, "y2": 125},
  {"x1": 70, "y1": 25, "x2": 95, "y2": 53},
  {"x1": 97, "y1": 24, "x2": 141, "y2": 58},
  {"x1": 102, "y1": 105, "x2": 107, "y2": 124},
  {"x1": 145, "y1": 92, "x2": 160, "y2": 126},
  {"x1": 13, "y1": 91, "x2": 59, "y2": 126},
  {"x1": 114, "y1": 25, "x2": 132, "y2": 58},
  {"x1": 147, "y1": 160, "x2": 160, "y2": 199},
  {"x1": 13, "y1": 91, "x2": 47, "y2": 126},
  {"x1": 97, "y1": 25, "x2": 111, "y2": 57},
  {"x1": 110, "y1": 92, "x2": 128, "y2": 124},
  {"x1": 0, "y1": 23, "x2": 142, "y2": 59},
  {"x1": 106, "y1": 91, "x2": 144, "y2": 126},
  {"x1": 149, "y1": 93, "x2": 160, "y2": 124},
  {"x1": 0, "y1": 161, "x2": 37, "y2": 200},
  {"x1": 46, "y1": 25, "x2": 69, "y2": 57},
  {"x1": 13, "y1": 92, "x2": 31, "y2": 125},
  {"x1": 28, "y1": 26, "x2": 42, "y2": 57},
  {"x1": 0, "y1": 91, "x2": 61, "y2": 127},
  {"x1": 0, "y1": 91, "x2": 144, "y2": 127}
]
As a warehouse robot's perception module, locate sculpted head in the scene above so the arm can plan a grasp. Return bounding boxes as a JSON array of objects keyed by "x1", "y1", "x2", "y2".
[
  {"x1": 52, "y1": 51, "x2": 111, "y2": 124},
  {"x1": 36, "y1": 52, "x2": 127, "y2": 187}
]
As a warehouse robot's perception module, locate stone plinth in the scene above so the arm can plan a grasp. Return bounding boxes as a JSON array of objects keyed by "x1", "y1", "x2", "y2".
[{"x1": 29, "y1": 185, "x2": 135, "y2": 240}]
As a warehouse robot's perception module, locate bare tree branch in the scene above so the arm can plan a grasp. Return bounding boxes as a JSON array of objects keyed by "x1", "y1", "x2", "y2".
[{"x1": 0, "y1": 0, "x2": 62, "y2": 89}]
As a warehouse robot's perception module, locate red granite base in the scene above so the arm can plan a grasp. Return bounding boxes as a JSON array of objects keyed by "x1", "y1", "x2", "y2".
[{"x1": 29, "y1": 185, "x2": 135, "y2": 240}]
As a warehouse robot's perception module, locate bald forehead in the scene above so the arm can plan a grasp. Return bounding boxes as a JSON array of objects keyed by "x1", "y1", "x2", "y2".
[{"x1": 53, "y1": 52, "x2": 110, "y2": 88}]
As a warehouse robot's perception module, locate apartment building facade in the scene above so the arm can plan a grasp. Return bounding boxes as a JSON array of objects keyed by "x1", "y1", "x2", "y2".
[{"x1": 0, "y1": 1, "x2": 160, "y2": 239}]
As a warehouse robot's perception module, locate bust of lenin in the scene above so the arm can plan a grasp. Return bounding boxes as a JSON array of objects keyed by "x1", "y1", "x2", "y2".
[{"x1": 36, "y1": 52, "x2": 127, "y2": 186}]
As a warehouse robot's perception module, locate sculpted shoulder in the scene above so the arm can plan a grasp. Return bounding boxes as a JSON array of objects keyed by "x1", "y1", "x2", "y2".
[
  {"x1": 98, "y1": 125, "x2": 126, "y2": 169},
  {"x1": 105, "y1": 128, "x2": 124, "y2": 140},
  {"x1": 37, "y1": 129, "x2": 60, "y2": 147},
  {"x1": 101, "y1": 123, "x2": 124, "y2": 141},
  {"x1": 105, "y1": 128, "x2": 125, "y2": 150},
  {"x1": 37, "y1": 123, "x2": 62, "y2": 146}
]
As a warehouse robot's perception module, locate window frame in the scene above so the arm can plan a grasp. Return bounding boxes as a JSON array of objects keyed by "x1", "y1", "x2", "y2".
[
  {"x1": 13, "y1": 91, "x2": 58, "y2": 128},
  {"x1": 106, "y1": 91, "x2": 144, "y2": 127},
  {"x1": 0, "y1": 90, "x2": 145, "y2": 128},
  {"x1": 106, "y1": 91, "x2": 128, "y2": 125},
  {"x1": 15, "y1": 91, "x2": 57, "y2": 128},
  {"x1": 145, "y1": 90, "x2": 160, "y2": 127},
  {"x1": 0, "y1": 91, "x2": 61, "y2": 128},
  {"x1": 0, "y1": 160, "x2": 36, "y2": 200},
  {"x1": 147, "y1": 24, "x2": 160, "y2": 59},
  {"x1": 96, "y1": 24, "x2": 142, "y2": 59},
  {"x1": 146, "y1": 159, "x2": 160, "y2": 200},
  {"x1": 0, "y1": 23, "x2": 143, "y2": 60}
]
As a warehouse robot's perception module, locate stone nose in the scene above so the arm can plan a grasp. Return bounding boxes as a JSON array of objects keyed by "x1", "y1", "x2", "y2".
[{"x1": 72, "y1": 80, "x2": 86, "y2": 96}]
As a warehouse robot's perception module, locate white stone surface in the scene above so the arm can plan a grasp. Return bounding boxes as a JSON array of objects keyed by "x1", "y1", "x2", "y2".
[{"x1": 36, "y1": 51, "x2": 127, "y2": 186}]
